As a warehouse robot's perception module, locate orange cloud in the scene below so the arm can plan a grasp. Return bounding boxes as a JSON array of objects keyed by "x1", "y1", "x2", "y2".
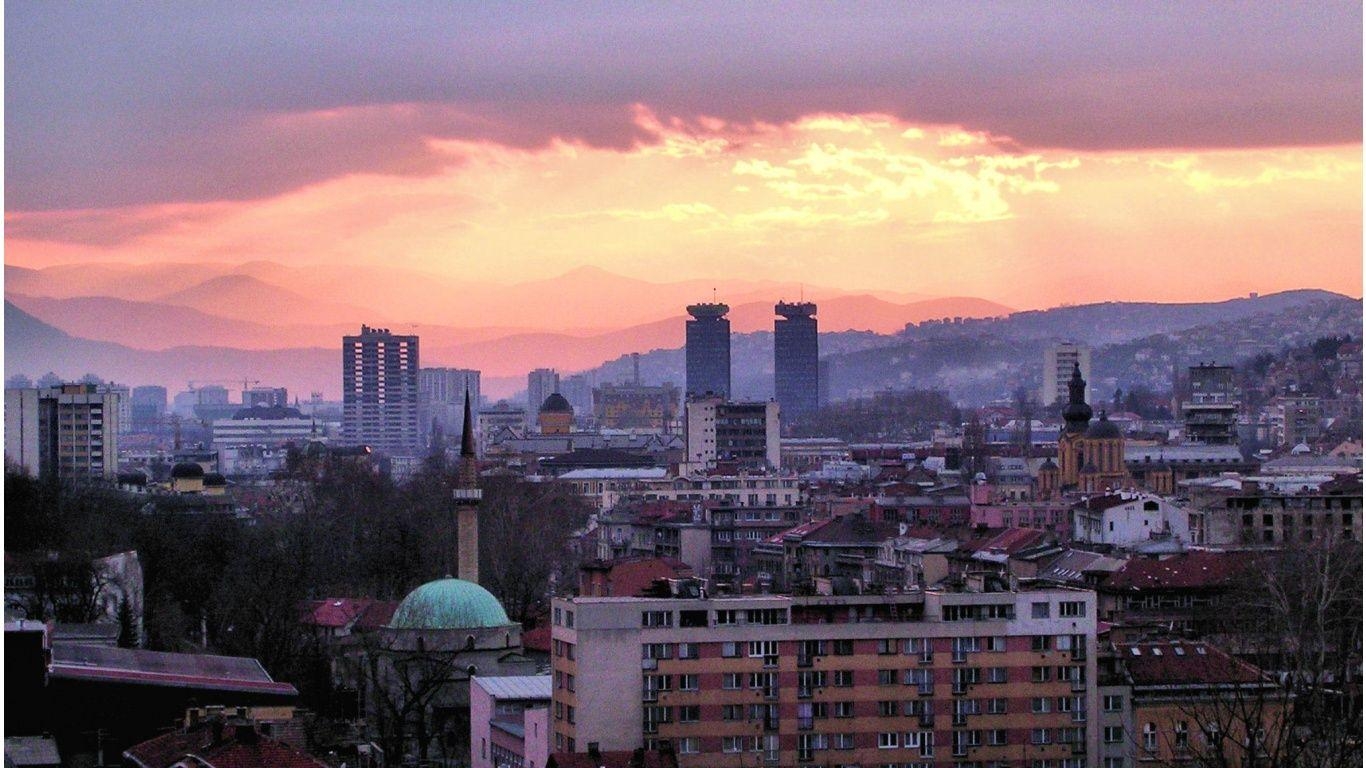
[{"x1": 6, "y1": 109, "x2": 1360, "y2": 309}]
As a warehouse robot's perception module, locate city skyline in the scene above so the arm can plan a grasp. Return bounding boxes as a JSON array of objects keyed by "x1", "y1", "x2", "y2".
[{"x1": 5, "y1": 4, "x2": 1361, "y2": 309}]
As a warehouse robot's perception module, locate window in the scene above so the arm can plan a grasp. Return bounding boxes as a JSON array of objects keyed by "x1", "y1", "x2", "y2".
[
  {"x1": 833, "y1": 670, "x2": 854, "y2": 687},
  {"x1": 907, "y1": 668, "x2": 933, "y2": 695},
  {"x1": 986, "y1": 636, "x2": 1007, "y2": 652},
  {"x1": 878, "y1": 732, "x2": 898, "y2": 749},
  {"x1": 678, "y1": 642, "x2": 699, "y2": 659},
  {"x1": 1031, "y1": 697, "x2": 1051, "y2": 713},
  {"x1": 834, "y1": 701, "x2": 855, "y2": 718},
  {"x1": 1032, "y1": 635, "x2": 1051, "y2": 652},
  {"x1": 989, "y1": 728, "x2": 1008, "y2": 746},
  {"x1": 878, "y1": 700, "x2": 899, "y2": 717},
  {"x1": 715, "y1": 609, "x2": 738, "y2": 625},
  {"x1": 1031, "y1": 601, "x2": 1051, "y2": 618},
  {"x1": 677, "y1": 737, "x2": 699, "y2": 755},
  {"x1": 1175, "y1": 721, "x2": 1189, "y2": 749},
  {"x1": 1104, "y1": 759, "x2": 1125, "y2": 768},
  {"x1": 642, "y1": 643, "x2": 672, "y2": 660},
  {"x1": 1143, "y1": 723, "x2": 1157, "y2": 752},
  {"x1": 722, "y1": 673, "x2": 742, "y2": 690},
  {"x1": 722, "y1": 736, "x2": 743, "y2": 753},
  {"x1": 1031, "y1": 728, "x2": 1051, "y2": 745},
  {"x1": 642, "y1": 610, "x2": 673, "y2": 627},
  {"x1": 722, "y1": 704, "x2": 742, "y2": 721},
  {"x1": 987, "y1": 666, "x2": 1008, "y2": 683},
  {"x1": 1059, "y1": 601, "x2": 1085, "y2": 618},
  {"x1": 906, "y1": 637, "x2": 934, "y2": 663},
  {"x1": 877, "y1": 638, "x2": 898, "y2": 655},
  {"x1": 749, "y1": 640, "x2": 779, "y2": 658},
  {"x1": 832, "y1": 733, "x2": 855, "y2": 750},
  {"x1": 834, "y1": 639, "x2": 854, "y2": 655},
  {"x1": 1103, "y1": 694, "x2": 1123, "y2": 712},
  {"x1": 1105, "y1": 726, "x2": 1123, "y2": 743},
  {"x1": 1032, "y1": 666, "x2": 1052, "y2": 683},
  {"x1": 987, "y1": 697, "x2": 1007, "y2": 714},
  {"x1": 679, "y1": 673, "x2": 699, "y2": 691},
  {"x1": 721, "y1": 641, "x2": 742, "y2": 658},
  {"x1": 878, "y1": 669, "x2": 897, "y2": 685}
]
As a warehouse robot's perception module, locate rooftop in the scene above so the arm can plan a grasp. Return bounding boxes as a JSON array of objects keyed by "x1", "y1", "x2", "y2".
[
  {"x1": 49, "y1": 645, "x2": 297, "y2": 696},
  {"x1": 473, "y1": 674, "x2": 552, "y2": 701}
]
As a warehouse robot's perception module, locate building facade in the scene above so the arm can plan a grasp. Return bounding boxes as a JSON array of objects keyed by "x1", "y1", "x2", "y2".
[
  {"x1": 684, "y1": 398, "x2": 781, "y2": 472},
  {"x1": 774, "y1": 302, "x2": 819, "y2": 422},
  {"x1": 1181, "y1": 364, "x2": 1238, "y2": 445},
  {"x1": 528, "y1": 369, "x2": 562, "y2": 420},
  {"x1": 420, "y1": 367, "x2": 481, "y2": 446},
  {"x1": 1041, "y1": 343, "x2": 1091, "y2": 407},
  {"x1": 685, "y1": 304, "x2": 731, "y2": 399},
  {"x1": 550, "y1": 586, "x2": 1098, "y2": 766},
  {"x1": 341, "y1": 325, "x2": 421, "y2": 456},
  {"x1": 4, "y1": 384, "x2": 122, "y2": 480}
]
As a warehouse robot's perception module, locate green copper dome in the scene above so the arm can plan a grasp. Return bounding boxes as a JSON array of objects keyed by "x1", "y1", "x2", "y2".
[{"x1": 389, "y1": 578, "x2": 511, "y2": 630}]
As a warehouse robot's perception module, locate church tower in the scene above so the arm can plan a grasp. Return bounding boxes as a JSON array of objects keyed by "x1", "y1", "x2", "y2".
[
  {"x1": 1057, "y1": 363, "x2": 1093, "y2": 488},
  {"x1": 453, "y1": 391, "x2": 482, "y2": 584}
]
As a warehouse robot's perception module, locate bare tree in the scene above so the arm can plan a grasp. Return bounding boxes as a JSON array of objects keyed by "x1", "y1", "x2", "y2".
[{"x1": 477, "y1": 476, "x2": 593, "y2": 623}]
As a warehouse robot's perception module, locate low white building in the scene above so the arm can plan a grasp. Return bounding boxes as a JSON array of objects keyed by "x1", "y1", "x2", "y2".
[{"x1": 1072, "y1": 491, "x2": 1192, "y2": 548}]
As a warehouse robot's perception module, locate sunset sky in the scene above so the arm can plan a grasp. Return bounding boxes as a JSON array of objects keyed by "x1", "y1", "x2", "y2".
[{"x1": 5, "y1": 3, "x2": 1362, "y2": 309}]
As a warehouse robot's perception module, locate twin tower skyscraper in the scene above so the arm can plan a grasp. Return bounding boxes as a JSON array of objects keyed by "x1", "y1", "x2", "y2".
[{"x1": 685, "y1": 301, "x2": 820, "y2": 418}]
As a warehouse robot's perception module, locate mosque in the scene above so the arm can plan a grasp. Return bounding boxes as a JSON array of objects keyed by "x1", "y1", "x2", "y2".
[{"x1": 355, "y1": 393, "x2": 537, "y2": 762}]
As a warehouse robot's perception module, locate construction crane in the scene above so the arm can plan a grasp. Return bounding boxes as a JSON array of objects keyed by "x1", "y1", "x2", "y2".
[{"x1": 187, "y1": 378, "x2": 260, "y2": 392}]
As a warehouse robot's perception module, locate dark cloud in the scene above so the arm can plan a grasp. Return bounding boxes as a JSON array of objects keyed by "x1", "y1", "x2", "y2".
[{"x1": 6, "y1": 2, "x2": 1360, "y2": 210}]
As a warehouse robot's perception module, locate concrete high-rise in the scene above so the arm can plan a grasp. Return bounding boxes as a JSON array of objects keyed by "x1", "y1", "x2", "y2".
[
  {"x1": 1041, "y1": 342, "x2": 1091, "y2": 406},
  {"x1": 774, "y1": 301, "x2": 819, "y2": 420},
  {"x1": 685, "y1": 303, "x2": 730, "y2": 399},
  {"x1": 527, "y1": 368, "x2": 561, "y2": 414},
  {"x1": 4, "y1": 383, "x2": 122, "y2": 480},
  {"x1": 341, "y1": 325, "x2": 420, "y2": 456},
  {"x1": 419, "y1": 367, "x2": 481, "y2": 446},
  {"x1": 1182, "y1": 363, "x2": 1238, "y2": 445}
]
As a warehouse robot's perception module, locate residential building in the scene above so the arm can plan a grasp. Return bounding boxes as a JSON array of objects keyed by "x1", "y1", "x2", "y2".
[
  {"x1": 683, "y1": 398, "x2": 780, "y2": 472},
  {"x1": 4, "y1": 384, "x2": 122, "y2": 480},
  {"x1": 685, "y1": 304, "x2": 730, "y2": 399},
  {"x1": 774, "y1": 301, "x2": 819, "y2": 421},
  {"x1": 243, "y1": 386, "x2": 289, "y2": 409},
  {"x1": 1042, "y1": 343, "x2": 1091, "y2": 406},
  {"x1": 1181, "y1": 364, "x2": 1238, "y2": 445},
  {"x1": 550, "y1": 584, "x2": 1099, "y2": 765},
  {"x1": 528, "y1": 369, "x2": 562, "y2": 422},
  {"x1": 341, "y1": 325, "x2": 420, "y2": 456},
  {"x1": 471, "y1": 675, "x2": 552, "y2": 768},
  {"x1": 130, "y1": 386, "x2": 168, "y2": 430},
  {"x1": 420, "y1": 368, "x2": 482, "y2": 445},
  {"x1": 1071, "y1": 491, "x2": 1193, "y2": 548}
]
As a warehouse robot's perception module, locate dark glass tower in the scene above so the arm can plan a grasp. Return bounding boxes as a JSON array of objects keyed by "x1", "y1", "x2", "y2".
[
  {"x1": 685, "y1": 303, "x2": 731, "y2": 399},
  {"x1": 774, "y1": 301, "x2": 819, "y2": 419}
]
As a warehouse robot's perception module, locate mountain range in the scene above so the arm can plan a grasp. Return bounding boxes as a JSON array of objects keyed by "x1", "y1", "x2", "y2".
[{"x1": 4, "y1": 259, "x2": 1359, "y2": 403}]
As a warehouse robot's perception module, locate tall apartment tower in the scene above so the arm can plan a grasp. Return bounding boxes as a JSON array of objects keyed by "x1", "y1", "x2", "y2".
[
  {"x1": 774, "y1": 301, "x2": 819, "y2": 420},
  {"x1": 527, "y1": 368, "x2": 561, "y2": 413},
  {"x1": 4, "y1": 383, "x2": 122, "y2": 480},
  {"x1": 1041, "y1": 342, "x2": 1091, "y2": 406},
  {"x1": 685, "y1": 303, "x2": 730, "y2": 399},
  {"x1": 1182, "y1": 363, "x2": 1238, "y2": 445},
  {"x1": 341, "y1": 325, "x2": 420, "y2": 455}
]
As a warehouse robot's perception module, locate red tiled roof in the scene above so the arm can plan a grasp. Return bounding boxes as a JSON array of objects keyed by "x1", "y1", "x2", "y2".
[
  {"x1": 522, "y1": 624, "x2": 552, "y2": 654},
  {"x1": 609, "y1": 558, "x2": 695, "y2": 597},
  {"x1": 298, "y1": 597, "x2": 398, "y2": 631},
  {"x1": 1118, "y1": 641, "x2": 1267, "y2": 686},
  {"x1": 1104, "y1": 551, "x2": 1252, "y2": 591},
  {"x1": 125, "y1": 725, "x2": 327, "y2": 768},
  {"x1": 1074, "y1": 493, "x2": 1135, "y2": 512},
  {"x1": 764, "y1": 518, "x2": 833, "y2": 544},
  {"x1": 355, "y1": 600, "x2": 399, "y2": 630},
  {"x1": 979, "y1": 527, "x2": 1049, "y2": 555}
]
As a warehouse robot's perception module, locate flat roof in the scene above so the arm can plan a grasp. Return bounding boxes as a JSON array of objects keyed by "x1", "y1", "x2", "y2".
[
  {"x1": 49, "y1": 644, "x2": 297, "y2": 696},
  {"x1": 473, "y1": 674, "x2": 552, "y2": 701}
]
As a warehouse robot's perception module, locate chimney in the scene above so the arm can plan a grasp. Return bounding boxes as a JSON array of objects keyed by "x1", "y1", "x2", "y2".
[{"x1": 453, "y1": 391, "x2": 482, "y2": 584}]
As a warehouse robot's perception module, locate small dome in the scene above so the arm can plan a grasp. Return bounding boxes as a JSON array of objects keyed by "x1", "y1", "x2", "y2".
[
  {"x1": 1290, "y1": 442, "x2": 1311, "y2": 455},
  {"x1": 203, "y1": 472, "x2": 227, "y2": 487},
  {"x1": 539, "y1": 393, "x2": 572, "y2": 414},
  {"x1": 389, "y1": 578, "x2": 511, "y2": 630},
  {"x1": 170, "y1": 462, "x2": 205, "y2": 479},
  {"x1": 1039, "y1": 457, "x2": 1058, "y2": 470},
  {"x1": 1086, "y1": 412, "x2": 1122, "y2": 439}
]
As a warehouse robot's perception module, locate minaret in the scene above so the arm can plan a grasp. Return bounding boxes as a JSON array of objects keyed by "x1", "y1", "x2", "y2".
[{"x1": 453, "y1": 391, "x2": 482, "y2": 583}]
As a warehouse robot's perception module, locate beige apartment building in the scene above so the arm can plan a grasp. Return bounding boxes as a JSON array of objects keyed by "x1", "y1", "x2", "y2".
[{"x1": 551, "y1": 585, "x2": 1098, "y2": 767}]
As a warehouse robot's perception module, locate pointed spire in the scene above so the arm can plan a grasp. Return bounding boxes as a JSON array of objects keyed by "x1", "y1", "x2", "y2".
[{"x1": 461, "y1": 389, "x2": 476, "y2": 457}]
